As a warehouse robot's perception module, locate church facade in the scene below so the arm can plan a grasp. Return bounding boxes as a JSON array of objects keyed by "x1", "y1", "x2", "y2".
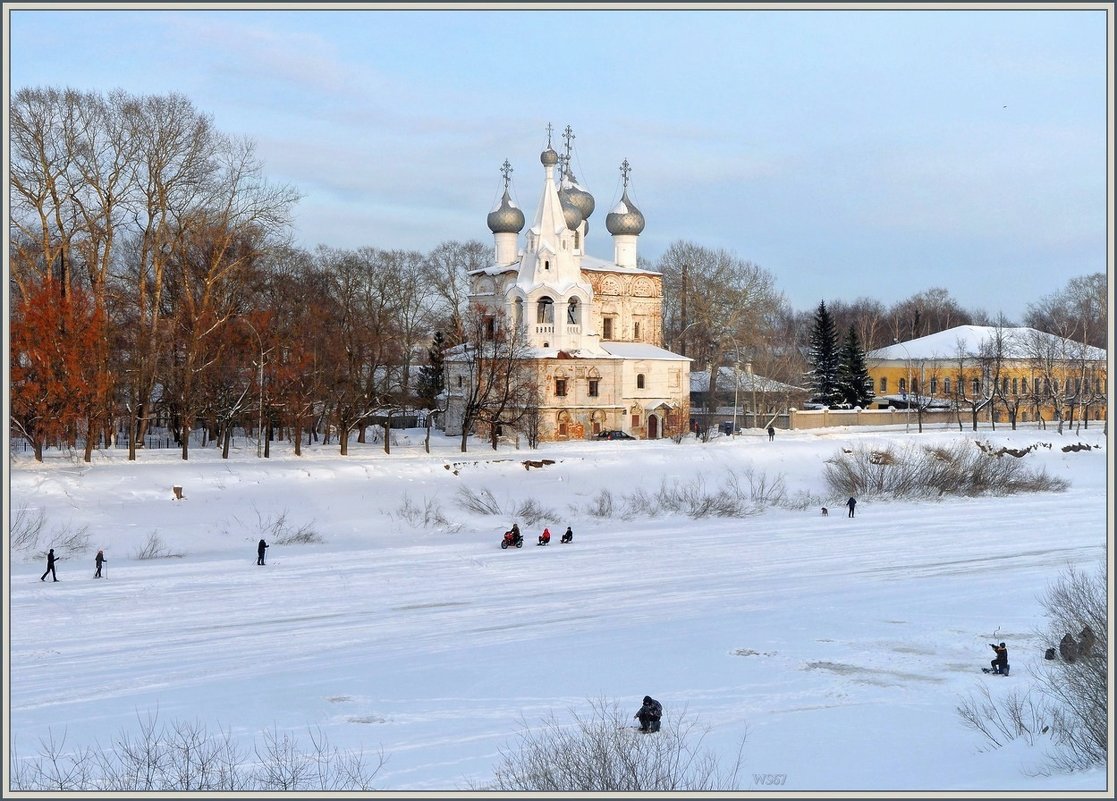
[{"x1": 444, "y1": 128, "x2": 690, "y2": 442}]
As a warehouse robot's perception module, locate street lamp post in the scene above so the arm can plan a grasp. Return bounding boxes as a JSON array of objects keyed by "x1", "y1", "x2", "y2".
[
  {"x1": 241, "y1": 319, "x2": 266, "y2": 458},
  {"x1": 729, "y1": 337, "x2": 742, "y2": 436},
  {"x1": 895, "y1": 338, "x2": 912, "y2": 434}
]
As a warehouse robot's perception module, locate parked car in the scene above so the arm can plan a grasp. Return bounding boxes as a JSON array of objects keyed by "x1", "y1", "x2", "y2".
[{"x1": 596, "y1": 430, "x2": 635, "y2": 440}]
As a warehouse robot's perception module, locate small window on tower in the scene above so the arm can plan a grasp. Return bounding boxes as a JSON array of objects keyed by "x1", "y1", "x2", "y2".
[
  {"x1": 544, "y1": 259, "x2": 550, "y2": 271},
  {"x1": 555, "y1": 378, "x2": 567, "y2": 397},
  {"x1": 633, "y1": 321, "x2": 641, "y2": 340},
  {"x1": 603, "y1": 317, "x2": 614, "y2": 340},
  {"x1": 637, "y1": 374, "x2": 645, "y2": 390}
]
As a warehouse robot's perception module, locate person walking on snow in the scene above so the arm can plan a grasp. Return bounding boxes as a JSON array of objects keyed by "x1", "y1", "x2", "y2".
[
  {"x1": 767, "y1": 425, "x2": 775, "y2": 441},
  {"x1": 257, "y1": 539, "x2": 269, "y2": 565},
  {"x1": 40, "y1": 548, "x2": 60, "y2": 582},
  {"x1": 847, "y1": 497, "x2": 857, "y2": 518},
  {"x1": 94, "y1": 549, "x2": 107, "y2": 578}
]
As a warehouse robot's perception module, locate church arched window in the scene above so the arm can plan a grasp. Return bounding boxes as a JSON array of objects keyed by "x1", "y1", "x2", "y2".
[
  {"x1": 567, "y1": 298, "x2": 579, "y2": 325},
  {"x1": 537, "y1": 297, "x2": 554, "y2": 324}
]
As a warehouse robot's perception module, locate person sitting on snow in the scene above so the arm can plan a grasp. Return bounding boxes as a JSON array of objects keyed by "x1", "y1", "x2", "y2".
[
  {"x1": 635, "y1": 695, "x2": 662, "y2": 732},
  {"x1": 538, "y1": 527, "x2": 551, "y2": 546},
  {"x1": 989, "y1": 642, "x2": 1009, "y2": 674},
  {"x1": 561, "y1": 526, "x2": 573, "y2": 543}
]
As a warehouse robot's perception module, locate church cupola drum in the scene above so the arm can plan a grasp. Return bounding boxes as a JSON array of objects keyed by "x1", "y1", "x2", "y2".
[{"x1": 487, "y1": 159, "x2": 525, "y2": 265}]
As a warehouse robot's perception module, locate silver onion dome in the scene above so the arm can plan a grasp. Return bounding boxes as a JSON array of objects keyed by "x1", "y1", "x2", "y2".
[
  {"x1": 560, "y1": 196, "x2": 584, "y2": 231},
  {"x1": 540, "y1": 147, "x2": 560, "y2": 167},
  {"x1": 559, "y1": 170, "x2": 595, "y2": 221},
  {"x1": 605, "y1": 189, "x2": 645, "y2": 235},
  {"x1": 487, "y1": 190, "x2": 525, "y2": 234}
]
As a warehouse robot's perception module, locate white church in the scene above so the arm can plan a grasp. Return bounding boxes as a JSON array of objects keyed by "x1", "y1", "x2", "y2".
[{"x1": 444, "y1": 126, "x2": 691, "y2": 442}]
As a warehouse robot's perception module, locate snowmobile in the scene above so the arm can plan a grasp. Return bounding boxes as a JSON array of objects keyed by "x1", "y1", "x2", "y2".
[{"x1": 501, "y1": 529, "x2": 524, "y2": 549}]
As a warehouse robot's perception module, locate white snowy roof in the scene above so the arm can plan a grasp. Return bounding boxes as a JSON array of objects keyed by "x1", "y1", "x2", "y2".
[
  {"x1": 690, "y1": 367, "x2": 808, "y2": 393},
  {"x1": 577, "y1": 254, "x2": 660, "y2": 275},
  {"x1": 470, "y1": 253, "x2": 660, "y2": 277},
  {"x1": 600, "y1": 342, "x2": 691, "y2": 362},
  {"x1": 866, "y1": 325, "x2": 1106, "y2": 362}
]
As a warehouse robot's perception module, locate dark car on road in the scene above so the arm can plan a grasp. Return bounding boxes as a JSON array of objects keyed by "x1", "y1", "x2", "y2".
[{"x1": 596, "y1": 430, "x2": 635, "y2": 440}]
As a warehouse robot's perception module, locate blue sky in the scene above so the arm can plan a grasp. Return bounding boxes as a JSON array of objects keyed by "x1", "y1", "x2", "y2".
[{"x1": 5, "y1": 5, "x2": 1111, "y2": 322}]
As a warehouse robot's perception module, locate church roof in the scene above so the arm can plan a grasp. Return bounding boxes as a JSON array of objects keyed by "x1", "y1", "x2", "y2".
[{"x1": 600, "y1": 343, "x2": 692, "y2": 361}]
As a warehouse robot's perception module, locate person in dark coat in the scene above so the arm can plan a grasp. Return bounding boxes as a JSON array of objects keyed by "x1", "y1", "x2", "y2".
[
  {"x1": 41, "y1": 548, "x2": 60, "y2": 581},
  {"x1": 767, "y1": 425, "x2": 775, "y2": 441},
  {"x1": 257, "y1": 539, "x2": 269, "y2": 565},
  {"x1": 94, "y1": 548, "x2": 107, "y2": 578},
  {"x1": 989, "y1": 642, "x2": 1009, "y2": 674},
  {"x1": 634, "y1": 695, "x2": 663, "y2": 732},
  {"x1": 847, "y1": 497, "x2": 857, "y2": 518},
  {"x1": 561, "y1": 526, "x2": 573, "y2": 543}
]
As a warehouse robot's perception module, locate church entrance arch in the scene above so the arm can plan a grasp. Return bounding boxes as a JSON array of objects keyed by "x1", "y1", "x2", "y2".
[{"x1": 647, "y1": 414, "x2": 659, "y2": 439}]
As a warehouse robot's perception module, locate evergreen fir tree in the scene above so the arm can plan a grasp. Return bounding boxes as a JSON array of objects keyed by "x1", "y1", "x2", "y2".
[
  {"x1": 837, "y1": 325, "x2": 875, "y2": 408},
  {"x1": 416, "y1": 332, "x2": 446, "y2": 408},
  {"x1": 807, "y1": 301, "x2": 842, "y2": 407}
]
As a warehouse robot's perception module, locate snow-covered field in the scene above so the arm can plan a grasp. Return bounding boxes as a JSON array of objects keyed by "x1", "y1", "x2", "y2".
[{"x1": 5, "y1": 422, "x2": 1110, "y2": 793}]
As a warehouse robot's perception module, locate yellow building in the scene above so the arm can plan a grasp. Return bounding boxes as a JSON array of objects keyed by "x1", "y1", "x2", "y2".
[{"x1": 866, "y1": 325, "x2": 1107, "y2": 427}]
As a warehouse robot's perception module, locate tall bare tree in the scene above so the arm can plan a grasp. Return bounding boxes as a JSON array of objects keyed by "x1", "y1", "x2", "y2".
[
  {"x1": 658, "y1": 241, "x2": 782, "y2": 438},
  {"x1": 422, "y1": 239, "x2": 489, "y2": 346},
  {"x1": 451, "y1": 305, "x2": 536, "y2": 452},
  {"x1": 1025, "y1": 273, "x2": 1107, "y2": 350}
]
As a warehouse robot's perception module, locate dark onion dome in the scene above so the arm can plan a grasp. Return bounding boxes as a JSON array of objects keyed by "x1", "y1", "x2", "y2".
[
  {"x1": 560, "y1": 196, "x2": 584, "y2": 231},
  {"x1": 559, "y1": 172, "x2": 595, "y2": 221},
  {"x1": 540, "y1": 146, "x2": 560, "y2": 167},
  {"x1": 487, "y1": 190, "x2": 525, "y2": 234},
  {"x1": 605, "y1": 189, "x2": 645, "y2": 235}
]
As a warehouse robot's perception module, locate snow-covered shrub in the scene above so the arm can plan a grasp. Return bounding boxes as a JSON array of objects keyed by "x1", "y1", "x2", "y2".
[
  {"x1": 824, "y1": 441, "x2": 1068, "y2": 499},
  {"x1": 134, "y1": 531, "x2": 183, "y2": 560},
  {"x1": 394, "y1": 493, "x2": 459, "y2": 533},
  {"x1": 476, "y1": 697, "x2": 745, "y2": 792},
  {"x1": 9, "y1": 714, "x2": 384, "y2": 791}
]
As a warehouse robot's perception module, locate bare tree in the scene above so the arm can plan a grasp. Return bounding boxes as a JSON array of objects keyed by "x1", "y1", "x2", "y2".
[
  {"x1": 886, "y1": 287, "x2": 977, "y2": 342},
  {"x1": 659, "y1": 241, "x2": 783, "y2": 439},
  {"x1": 422, "y1": 239, "x2": 490, "y2": 346},
  {"x1": 1025, "y1": 273, "x2": 1107, "y2": 350},
  {"x1": 986, "y1": 317, "x2": 1026, "y2": 429},
  {"x1": 450, "y1": 304, "x2": 535, "y2": 452}
]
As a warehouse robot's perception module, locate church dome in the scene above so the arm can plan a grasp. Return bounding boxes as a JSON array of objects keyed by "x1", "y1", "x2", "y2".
[
  {"x1": 560, "y1": 196, "x2": 584, "y2": 231},
  {"x1": 605, "y1": 190, "x2": 645, "y2": 236},
  {"x1": 540, "y1": 147, "x2": 560, "y2": 167},
  {"x1": 487, "y1": 190, "x2": 525, "y2": 234},
  {"x1": 559, "y1": 171, "x2": 595, "y2": 221}
]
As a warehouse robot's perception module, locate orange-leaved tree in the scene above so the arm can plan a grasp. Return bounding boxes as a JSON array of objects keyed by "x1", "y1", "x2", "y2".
[{"x1": 10, "y1": 278, "x2": 104, "y2": 461}]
